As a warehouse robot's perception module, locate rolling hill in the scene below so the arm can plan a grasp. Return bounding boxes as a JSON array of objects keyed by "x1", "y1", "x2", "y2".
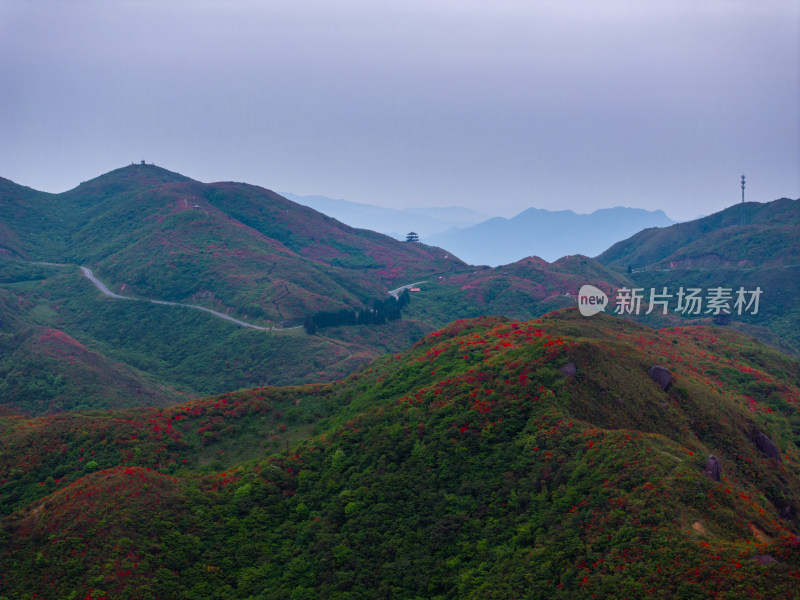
[
  {"x1": 597, "y1": 198, "x2": 800, "y2": 271},
  {"x1": 3, "y1": 167, "x2": 799, "y2": 418},
  {"x1": 1, "y1": 310, "x2": 799, "y2": 598},
  {"x1": 0, "y1": 322, "x2": 188, "y2": 414},
  {"x1": 1, "y1": 164, "x2": 465, "y2": 325},
  {"x1": 3, "y1": 171, "x2": 800, "y2": 596},
  {"x1": 401, "y1": 254, "x2": 635, "y2": 331},
  {"x1": 596, "y1": 197, "x2": 800, "y2": 355},
  {"x1": 0, "y1": 259, "x2": 430, "y2": 414},
  {"x1": 0, "y1": 165, "x2": 467, "y2": 413}
]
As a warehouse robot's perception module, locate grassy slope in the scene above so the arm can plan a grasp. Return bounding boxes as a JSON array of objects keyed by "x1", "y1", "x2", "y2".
[
  {"x1": 0, "y1": 165, "x2": 469, "y2": 415},
  {"x1": 0, "y1": 272, "x2": 188, "y2": 413},
  {"x1": 403, "y1": 255, "x2": 636, "y2": 330},
  {"x1": 594, "y1": 198, "x2": 800, "y2": 358},
  {"x1": 1, "y1": 164, "x2": 467, "y2": 325},
  {"x1": 0, "y1": 177, "x2": 61, "y2": 259},
  {"x1": 2, "y1": 310, "x2": 799, "y2": 599},
  {"x1": 0, "y1": 325, "x2": 188, "y2": 414},
  {"x1": 0, "y1": 262, "x2": 385, "y2": 406},
  {"x1": 3, "y1": 171, "x2": 799, "y2": 419},
  {"x1": 597, "y1": 198, "x2": 800, "y2": 270}
]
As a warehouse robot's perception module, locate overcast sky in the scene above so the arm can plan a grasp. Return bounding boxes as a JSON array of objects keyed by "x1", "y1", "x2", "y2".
[{"x1": 1, "y1": 0, "x2": 798, "y2": 220}]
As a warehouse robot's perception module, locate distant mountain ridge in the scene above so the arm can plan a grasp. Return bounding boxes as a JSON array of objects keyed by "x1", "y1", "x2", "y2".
[
  {"x1": 426, "y1": 205, "x2": 675, "y2": 265},
  {"x1": 282, "y1": 192, "x2": 490, "y2": 239}
]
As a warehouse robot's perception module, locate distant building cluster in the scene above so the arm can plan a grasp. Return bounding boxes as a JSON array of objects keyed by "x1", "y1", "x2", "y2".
[{"x1": 405, "y1": 232, "x2": 419, "y2": 242}]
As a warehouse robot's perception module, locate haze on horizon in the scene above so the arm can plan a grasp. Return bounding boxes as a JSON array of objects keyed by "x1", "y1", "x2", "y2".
[{"x1": 1, "y1": 0, "x2": 798, "y2": 222}]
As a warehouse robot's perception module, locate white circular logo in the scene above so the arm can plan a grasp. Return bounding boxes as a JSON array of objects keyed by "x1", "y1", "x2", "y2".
[{"x1": 578, "y1": 285, "x2": 608, "y2": 317}]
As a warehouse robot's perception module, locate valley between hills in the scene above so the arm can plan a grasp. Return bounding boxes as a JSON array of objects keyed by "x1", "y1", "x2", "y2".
[{"x1": 1, "y1": 164, "x2": 799, "y2": 599}]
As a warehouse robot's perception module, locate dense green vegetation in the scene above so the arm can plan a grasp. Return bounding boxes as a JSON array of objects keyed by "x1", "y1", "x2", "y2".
[
  {"x1": 1, "y1": 164, "x2": 466, "y2": 324},
  {"x1": 305, "y1": 290, "x2": 410, "y2": 334},
  {"x1": 2, "y1": 310, "x2": 800, "y2": 599},
  {"x1": 597, "y1": 198, "x2": 800, "y2": 270},
  {"x1": 3, "y1": 166, "x2": 800, "y2": 598},
  {"x1": 594, "y1": 199, "x2": 800, "y2": 357},
  {"x1": 2, "y1": 167, "x2": 799, "y2": 418},
  {"x1": 0, "y1": 165, "x2": 477, "y2": 415},
  {"x1": 0, "y1": 261, "x2": 410, "y2": 414}
]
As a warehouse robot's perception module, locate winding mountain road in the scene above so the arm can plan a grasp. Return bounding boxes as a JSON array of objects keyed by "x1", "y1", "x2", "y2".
[
  {"x1": 79, "y1": 266, "x2": 299, "y2": 331},
  {"x1": 24, "y1": 261, "x2": 418, "y2": 363},
  {"x1": 388, "y1": 281, "x2": 426, "y2": 299},
  {"x1": 9, "y1": 259, "x2": 430, "y2": 372},
  {"x1": 79, "y1": 266, "x2": 131, "y2": 300}
]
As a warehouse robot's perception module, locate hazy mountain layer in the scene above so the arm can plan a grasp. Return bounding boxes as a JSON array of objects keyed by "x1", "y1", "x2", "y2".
[
  {"x1": 426, "y1": 206, "x2": 675, "y2": 265},
  {"x1": 284, "y1": 192, "x2": 491, "y2": 240}
]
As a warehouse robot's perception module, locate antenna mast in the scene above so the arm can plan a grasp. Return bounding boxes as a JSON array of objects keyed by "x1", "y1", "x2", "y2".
[{"x1": 740, "y1": 174, "x2": 746, "y2": 226}]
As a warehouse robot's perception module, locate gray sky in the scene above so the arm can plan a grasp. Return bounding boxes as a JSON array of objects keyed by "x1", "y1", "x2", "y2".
[{"x1": 1, "y1": 0, "x2": 798, "y2": 220}]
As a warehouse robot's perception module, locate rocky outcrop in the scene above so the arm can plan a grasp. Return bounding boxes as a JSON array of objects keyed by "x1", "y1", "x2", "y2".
[
  {"x1": 648, "y1": 365, "x2": 673, "y2": 391},
  {"x1": 702, "y1": 455, "x2": 721, "y2": 481},
  {"x1": 750, "y1": 428, "x2": 782, "y2": 461},
  {"x1": 559, "y1": 363, "x2": 577, "y2": 378}
]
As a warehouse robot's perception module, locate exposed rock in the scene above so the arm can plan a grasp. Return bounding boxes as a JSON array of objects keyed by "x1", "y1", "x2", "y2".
[
  {"x1": 702, "y1": 454, "x2": 721, "y2": 481},
  {"x1": 751, "y1": 554, "x2": 777, "y2": 566},
  {"x1": 648, "y1": 365, "x2": 673, "y2": 391},
  {"x1": 780, "y1": 503, "x2": 794, "y2": 520},
  {"x1": 712, "y1": 314, "x2": 731, "y2": 326},
  {"x1": 559, "y1": 363, "x2": 577, "y2": 378},
  {"x1": 750, "y1": 428, "x2": 782, "y2": 461},
  {"x1": 748, "y1": 522, "x2": 772, "y2": 543}
]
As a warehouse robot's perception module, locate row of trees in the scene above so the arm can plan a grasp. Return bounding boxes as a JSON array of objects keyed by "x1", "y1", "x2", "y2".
[{"x1": 304, "y1": 289, "x2": 410, "y2": 334}]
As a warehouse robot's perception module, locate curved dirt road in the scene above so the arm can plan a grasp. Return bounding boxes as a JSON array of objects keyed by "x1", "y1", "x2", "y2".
[{"x1": 79, "y1": 266, "x2": 288, "y2": 331}]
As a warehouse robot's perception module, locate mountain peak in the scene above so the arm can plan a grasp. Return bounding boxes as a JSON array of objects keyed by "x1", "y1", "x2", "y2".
[{"x1": 71, "y1": 163, "x2": 193, "y2": 194}]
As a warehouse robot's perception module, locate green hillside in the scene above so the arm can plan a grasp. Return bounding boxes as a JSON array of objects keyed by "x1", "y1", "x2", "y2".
[
  {"x1": 597, "y1": 198, "x2": 800, "y2": 270},
  {"x1": 408, "y1": 254, "x2": 633, "y2": 325},
  {"x1": 0, "y1": 178, "x2": 60, "y2": 258},
  {"x1": 2, "y1": 310, "x2": 799, "y2": 599},
  {"x1": 0, "y1": 324, "x2": 188, "y2": 414},
  {"x1": 3, "y1": 169, "x2": 799, "y2": 419},
  {"x1": 1, "y1": 164, "x2": 465, "y2": 325},
  {"x1": 594, "y1": 197, "x2": 800, "y2": 357},
  {"x1": 0, "y1": 261, "x2": 430, "y2": 414},
  {"x1": 0, "y1": 165, "x2": 467, "y2": 414}
]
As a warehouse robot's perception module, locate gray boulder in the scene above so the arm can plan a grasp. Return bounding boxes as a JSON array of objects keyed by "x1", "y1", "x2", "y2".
[
  {"x1": 559, "y1": 363, "x2": 577, "y2": 377},
  {"x1": 648, "y1": 365, "x2": 673, "y2": 391},
  {"x1": 751, "y1": 429, "x2": 782, "y2": 461},
  {"x1": 701, "y1": 455, "x2": 721, "y2": 481}
]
